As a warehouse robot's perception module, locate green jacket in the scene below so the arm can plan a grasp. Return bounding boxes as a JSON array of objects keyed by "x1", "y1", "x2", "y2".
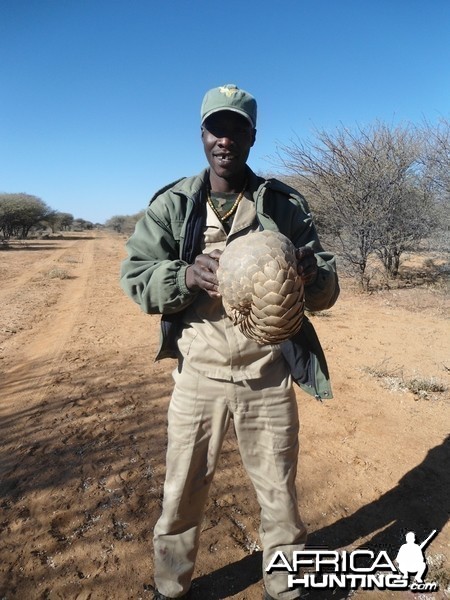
[{"x1": 120, "y1": 167, "x2": 339, "y2": 399}]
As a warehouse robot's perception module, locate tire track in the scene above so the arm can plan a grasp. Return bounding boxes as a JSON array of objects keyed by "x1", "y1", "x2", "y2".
[
  {"x1": 0, "y1": 236, "x2": 96, "y2": 410},
  {"x1": 0, "y1": 238, "x2": 81, "y2": 302},
  {"x1": 0, "y1": 238, "x2": 92, "y2": 347}
]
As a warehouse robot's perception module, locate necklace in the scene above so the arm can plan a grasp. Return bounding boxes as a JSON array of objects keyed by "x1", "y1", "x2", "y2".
[{"x1": 207, "y1": 179, "x2": 247, "y2": 222}]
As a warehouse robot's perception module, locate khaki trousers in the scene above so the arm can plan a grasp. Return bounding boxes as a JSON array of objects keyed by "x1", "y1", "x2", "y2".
[{"x1": 153, "y1": 358, "x2": 306, "y2": 599}]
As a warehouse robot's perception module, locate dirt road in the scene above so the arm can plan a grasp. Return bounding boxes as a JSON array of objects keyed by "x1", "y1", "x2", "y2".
[{"x1": 0, "y1": 232, "x2": 449, "y2": 599}]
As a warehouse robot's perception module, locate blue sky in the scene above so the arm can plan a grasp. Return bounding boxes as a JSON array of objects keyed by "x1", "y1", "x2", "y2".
[{"x1": 1, "y1": 0, "x2": 449, "y2": 224}]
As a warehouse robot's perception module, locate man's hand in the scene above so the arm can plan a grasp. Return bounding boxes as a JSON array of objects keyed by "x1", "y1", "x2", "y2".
[
  {"x1": 186, "y1": 249, "x2": 222, "y2": 298},
  {"x1": 296, "y1": 246, "x2": 318, "y2": 287}
]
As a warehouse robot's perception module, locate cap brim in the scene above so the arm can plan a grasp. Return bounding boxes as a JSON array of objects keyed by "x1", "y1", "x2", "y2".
[{"x1": 201, "y1": 107, "x2": 255, "y2": 128}]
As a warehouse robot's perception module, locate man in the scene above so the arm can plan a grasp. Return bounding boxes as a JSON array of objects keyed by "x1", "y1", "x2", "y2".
[{"x1": 120, "y1": 84, "x2": 339, "y2": 600}]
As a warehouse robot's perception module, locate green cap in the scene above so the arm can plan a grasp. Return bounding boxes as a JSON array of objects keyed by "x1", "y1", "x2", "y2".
[{"x1": 201, "y1": 84, "x2": 257, "y2": 128}]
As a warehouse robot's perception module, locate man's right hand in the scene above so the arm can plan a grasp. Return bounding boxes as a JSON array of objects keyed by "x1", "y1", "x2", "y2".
[{"x1": 185, "y1": 249, "x2": 222, "y2": 298}]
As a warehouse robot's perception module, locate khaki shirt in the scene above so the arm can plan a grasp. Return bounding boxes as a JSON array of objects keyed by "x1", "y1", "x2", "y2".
[{"x1": 177, "y1": 193, "x2": 282, "y2": 381}]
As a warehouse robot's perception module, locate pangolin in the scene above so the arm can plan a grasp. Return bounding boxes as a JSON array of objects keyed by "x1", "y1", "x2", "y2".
[{"x1": 217, "y1": 230, "x2": 304, "y2": 344}]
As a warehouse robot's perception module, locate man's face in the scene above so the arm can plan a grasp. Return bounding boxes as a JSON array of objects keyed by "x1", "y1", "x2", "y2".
[{"x1": 201, "y1": 111, "x2": 256, "y2": 182}]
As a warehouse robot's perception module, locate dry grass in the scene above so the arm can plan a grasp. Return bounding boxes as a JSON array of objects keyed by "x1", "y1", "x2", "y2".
[
  {"x1": 46, "y1": 267, "x2": 71, "y2": 280},
  {"x1": 60, "y1": 255, "x2": 82, "y2": 264},
  {"x1": 407, "y1": 377, "x2": 447, "y2": 396},
  {"x1": 363, "y1": 358, "x2": 448, "y2": 399},
  {"x1": 338, "y1": 248, "x2": 450, "y2": 295},
  {"x1": 426, "y1": 553, "x2": 450, "y2": 594}
]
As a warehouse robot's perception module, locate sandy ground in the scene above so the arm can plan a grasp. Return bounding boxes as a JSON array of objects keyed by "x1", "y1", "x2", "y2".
[{"x1": 0, "y1": 232, "x2": 449, "y2": 600}]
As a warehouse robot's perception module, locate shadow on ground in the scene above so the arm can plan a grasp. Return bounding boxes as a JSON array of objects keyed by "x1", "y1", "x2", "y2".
[{"x1": 188, "y1": 436, "x2": 448, "y2": 599}]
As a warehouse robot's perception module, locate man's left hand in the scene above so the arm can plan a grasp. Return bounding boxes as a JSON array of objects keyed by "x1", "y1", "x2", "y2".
[{"x1": 296, "y1": 246, "x2": 318, "y2": 287}]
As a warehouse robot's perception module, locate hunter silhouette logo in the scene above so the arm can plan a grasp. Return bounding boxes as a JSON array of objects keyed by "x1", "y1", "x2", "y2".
[
  {"x1": 267, "y1": 528, "x2": 441, "y2": 593},
  {"x1": 395, "y1": 530, "x2": 436, "y2": 583}
]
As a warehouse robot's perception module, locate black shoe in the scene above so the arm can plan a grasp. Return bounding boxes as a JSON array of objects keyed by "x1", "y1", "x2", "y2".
[
  {"x1": 153, "y1": 589, "x2": 191, "y2": 600},
  {"x1": 263, "y1": 591, "x2": 301, "y2": 600}
]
